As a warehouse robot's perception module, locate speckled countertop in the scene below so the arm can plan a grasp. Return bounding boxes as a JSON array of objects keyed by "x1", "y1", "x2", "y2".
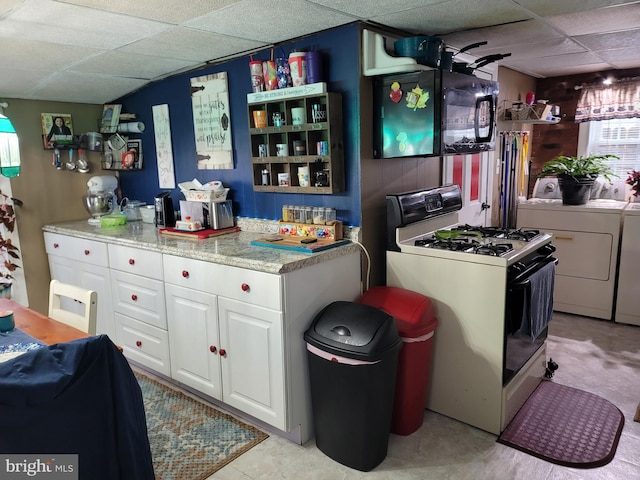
[{"x1": 42, "y1": 219, "x2": 361, "y2": 275}]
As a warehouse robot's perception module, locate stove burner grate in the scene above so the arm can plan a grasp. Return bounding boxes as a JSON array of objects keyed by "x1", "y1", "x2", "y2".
[
  {"x1": 415, "y1": 237, "x2": 479, "y2": 251},
  {"x1": 474, "y1": 243, "x2": 513, "y2": 256}
]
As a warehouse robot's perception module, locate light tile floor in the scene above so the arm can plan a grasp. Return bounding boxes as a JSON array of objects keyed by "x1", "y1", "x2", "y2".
[{"x1": 205, "y1": 313, "x2": 640, "y2": 479}]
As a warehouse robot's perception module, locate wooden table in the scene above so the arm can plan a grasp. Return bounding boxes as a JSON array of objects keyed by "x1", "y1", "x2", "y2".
[{"x1": 0, "y1": 298, "x2": 89, "y2": 345}]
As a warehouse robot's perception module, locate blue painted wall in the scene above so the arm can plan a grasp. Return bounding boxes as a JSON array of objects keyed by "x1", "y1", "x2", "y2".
[{"x1": 116, "y1": 22, "x2": 362, "y2": 226}]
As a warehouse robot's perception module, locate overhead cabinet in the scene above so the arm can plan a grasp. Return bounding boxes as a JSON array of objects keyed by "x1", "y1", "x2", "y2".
[{"x1": 247, "y1": 91, "x2": 344, "y2": 194}]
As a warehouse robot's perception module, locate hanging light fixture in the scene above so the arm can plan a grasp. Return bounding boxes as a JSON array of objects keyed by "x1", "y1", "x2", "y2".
[{"x1": 0, "y1": 102, "x2": 20, "y2": 178}]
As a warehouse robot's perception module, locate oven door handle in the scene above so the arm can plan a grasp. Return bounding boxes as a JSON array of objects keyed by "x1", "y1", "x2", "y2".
[{"x1": 510, "y1": 257, "x2": 558, "y2": 287}]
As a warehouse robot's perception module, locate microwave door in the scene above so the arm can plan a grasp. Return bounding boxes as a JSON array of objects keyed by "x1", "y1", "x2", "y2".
[{"x1": 474, "y1": 95, "x2": 495, "y2": 142}]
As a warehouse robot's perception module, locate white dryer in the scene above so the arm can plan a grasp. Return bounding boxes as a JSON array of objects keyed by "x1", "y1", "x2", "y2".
[
  {"x1": 615, "y1": 202, "x2": 640, "y2": 325},
  {"x1": 516, "y1": 178, "x2": 628, "y2": 320}
]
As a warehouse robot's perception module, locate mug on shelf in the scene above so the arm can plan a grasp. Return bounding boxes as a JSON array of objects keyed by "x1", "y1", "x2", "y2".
[
  {"x1": 276, "y1": 143, "x2": 289, "y2": 157},
  {"x1": 293, "y1": 140, "x2": 306, "y2": 155},
  {"x1": 258, "y1": 144, "x2": 269, "y2": 157},
  {"x1": 253, "y1": 110, "x2": 268, "y2": 128},
  {"x1": 291, "y1": 107, "x2": 305, "y2": 125}
]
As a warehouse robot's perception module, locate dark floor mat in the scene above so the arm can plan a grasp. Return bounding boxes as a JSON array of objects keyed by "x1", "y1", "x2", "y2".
[{"x1": 498, "y1": 381, "x2": 624, "y2": 468}]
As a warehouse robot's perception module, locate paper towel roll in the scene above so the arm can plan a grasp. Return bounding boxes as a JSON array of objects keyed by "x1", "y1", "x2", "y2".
[{"x1": 117, "y1": 122, "x2": 145, "y2": 133}]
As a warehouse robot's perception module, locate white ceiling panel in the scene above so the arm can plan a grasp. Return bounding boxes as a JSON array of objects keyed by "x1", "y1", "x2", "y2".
[
  {"x1": 184, "y1": 0, "x2": 357, "y2": 43},
  {"x1": 68, "y1": 51, "x2": 195, "y2": 80},
  {"x1": 118, "y1": 27, "x2": 266, "y2": 62},
  {"x1": 2, "y1": 0, "x2": 640, "y2": 104},
  {"x1": 57, "y1": 0, "x2": 242, "y2": 24},
  {"x1": 546, "y1": 3, "x2": 640, "y2": 36}
]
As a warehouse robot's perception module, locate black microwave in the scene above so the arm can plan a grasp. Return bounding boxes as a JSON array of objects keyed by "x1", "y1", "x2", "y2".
[{"x1": 373, "y1": 70, "x2": 498, "y2": 158}]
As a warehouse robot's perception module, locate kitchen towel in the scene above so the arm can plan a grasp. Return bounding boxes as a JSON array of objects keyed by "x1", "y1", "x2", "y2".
[{"x1": 521, "y1": 261, "x2": 555, "y2": 341}]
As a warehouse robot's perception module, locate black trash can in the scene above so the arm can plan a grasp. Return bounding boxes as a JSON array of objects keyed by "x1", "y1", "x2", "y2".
[{"x1": 304, "y1": 301, "x2": 402, "y2": 472}]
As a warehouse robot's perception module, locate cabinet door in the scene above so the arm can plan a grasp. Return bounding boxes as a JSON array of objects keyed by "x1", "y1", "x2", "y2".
[
  {"x1": 48, "y1": 255, "x2": 115, "y2": 340},
  {"x1": 218, "y1": 297, "x2": 285, "y2": 430},
  {"x1": 165, "y1": 284, "x2": 222, "y2": 399},
  {"x1": 76, "y1": 262, "x2": 115, "y2": 340}
]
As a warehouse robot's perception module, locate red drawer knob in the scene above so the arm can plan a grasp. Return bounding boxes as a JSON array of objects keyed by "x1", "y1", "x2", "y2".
[
  {"x1": 53, "y1": 243, "x2": 59, "y2": 248},
  {"x1": 241, "y1": 283, "x2": 250, "y2": 292},
  {"x1": 136, "y1": 340, "x2": 142, "y2": 347},
  {"x1": 129, "y1": 258, "x2": 135, "y2": 265},
  {"x1": 219, "y1": 349, "x2": 227, "y2": 357},
  {"x1": 131, "y1": 294, "x2": 138, "y2": 301},
  {"x1": 182, "y1": 270, "x2": 189, "y2": 278},
  {"x1": 209, "y1": 345, "x2": 217, "y2": 353},
  {"x1": 84, "y1": 249, "x2": 90, "y2": 255}
]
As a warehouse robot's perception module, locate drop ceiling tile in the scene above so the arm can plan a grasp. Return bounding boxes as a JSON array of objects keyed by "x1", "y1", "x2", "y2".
[
  {"x1": 513, "y1": 0, "x2": 637, "y2": 17},
  {"x1": 594, "y1": 46, "x2": 640, "y2": 63},
  {"x1": 547, "y1": 3, "x2": 640, "y2": 36},
  {"x1": 0, "y1": 38, "x2": 100, "y2": 71},
  {"x1": 372, "y1": 0, "x2": 532, "y2": 35},
  {"x1": 31, "y1": 72, "x2": 148, "y2": 104},
  {"x1": 0, "y1": 0, "x2": 23, "y2": 15},
  {"x1": 57, "y1": 0, "x2": 242, "y2": 24},
  {"x1": 0, "y1": 68, "x2": 53, "y2": 98},
  {"x1": 307, "y1": 0, "x2": 445, "y2": 18},
  {"x1": 575, "y1": 29, "x2": 640, "y2": 51},
  {"x1": 118, "y1": 27, "x2": 266, "y2": 62},
  {"x1": 441, "y1": 19, "x2": 564, "y2": 53},
  {"x1": 184, "y1": 0, "x2": 357, "y2": 43},
  {"x1": 4, "y1": 0, "x2": 170, "y2": 49},
  {"x1": 68, "y1": 51, "x2": 195, "y2": 80}
]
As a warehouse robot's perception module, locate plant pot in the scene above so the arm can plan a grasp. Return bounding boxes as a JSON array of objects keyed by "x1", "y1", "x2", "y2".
[{"x1": 558, "y1": 175, "x2": 596, "y2": 205}]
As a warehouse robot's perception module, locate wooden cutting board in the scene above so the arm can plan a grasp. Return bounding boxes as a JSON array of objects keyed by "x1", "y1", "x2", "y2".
[
  {"x1": 159, "y1": 226, "x2": 240, "y2": 239},
  {"x1": 251, "y1": 236, "x2": 350, "y2": 253}
]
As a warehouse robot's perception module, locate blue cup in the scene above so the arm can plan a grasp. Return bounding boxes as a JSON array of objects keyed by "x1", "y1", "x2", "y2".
[{"x1": 0, "y1": 310, "x2": 15, "y2": 332}]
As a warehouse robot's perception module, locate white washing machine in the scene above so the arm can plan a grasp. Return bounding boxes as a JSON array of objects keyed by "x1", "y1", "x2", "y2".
[
  {"x1": 516, "y1": 177, "x2": 628, "y2": 320},
  {"x1": 615, "y1": 202, "x2": 640, "y2": 325}
]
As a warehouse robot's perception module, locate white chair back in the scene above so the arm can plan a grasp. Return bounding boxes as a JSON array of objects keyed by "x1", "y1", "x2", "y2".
[{"x1": 48, "y1": 280, "x2": 97, "y2": 334}]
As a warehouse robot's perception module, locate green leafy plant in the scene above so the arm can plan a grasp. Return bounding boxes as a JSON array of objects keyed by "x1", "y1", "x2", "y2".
[
  {"x1": 0, "y1": 190, "x2": 20, "y2": 285},
  {"x1": 539, "y1": 154, "x2": 618, "y2": 182}
]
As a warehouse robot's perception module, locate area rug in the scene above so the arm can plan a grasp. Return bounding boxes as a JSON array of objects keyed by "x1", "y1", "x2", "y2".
[
  {"x1": 498, "y1": 381, "x2": 624, "y2": 468},
  {"x1": 135, "y1": 372, "x2": 268, "y2": 480}
]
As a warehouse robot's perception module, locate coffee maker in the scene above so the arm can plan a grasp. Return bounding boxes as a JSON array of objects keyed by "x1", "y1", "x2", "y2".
[{"x1": 154, "y1": 191, "x2": 175, "y2": 227}]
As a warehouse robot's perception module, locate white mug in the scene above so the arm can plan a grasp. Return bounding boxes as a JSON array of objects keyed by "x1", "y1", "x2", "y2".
[
  {"x1": 291, "y1": 107, "x2": 305, "y2": 125},
  {"x1": 276, "y1": 143, "x2": 289, "y2": 157}
]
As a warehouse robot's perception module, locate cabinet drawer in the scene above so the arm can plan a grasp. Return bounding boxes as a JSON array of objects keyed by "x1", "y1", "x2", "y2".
[
  {"x1": 111, "y1": 270, "x2": 166, "y2": 329},
  {"x1": 115, "y1": 312, "x2": 170, "y2": 376},
  {"x1": 217, "y1": 264, "x2": 282, "y2": 310},
  {"x1": 163, "y1": 255, "x2": 223, "y2": 294},
  {"x1": 108, "y1": 244, "x2": 163, "y2": 278},
  {"x1": 44, "y1": 232, "x2": 108, "y2": 267}
]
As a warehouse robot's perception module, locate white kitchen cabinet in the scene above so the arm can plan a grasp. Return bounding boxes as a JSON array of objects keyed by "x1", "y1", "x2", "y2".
[
  {"x1": 109, "y1": 244, "x2": 169, "y2": 374},
  {"x1": 44, "y1": 232, "x2": 115, "y2": 339},
  {"x1": 164, "y1": 255, "x2": 286, "y2": 430},
  {"x1": 218, "y1": 297, "x2": 285, "y2": 429},
  {"x1": 165, "y1": 284, "x2": 221, "y2": 398}
]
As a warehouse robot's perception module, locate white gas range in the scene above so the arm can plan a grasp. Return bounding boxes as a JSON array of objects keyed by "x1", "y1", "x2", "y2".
[{"x1": 386, "y1": 185, "x2": 556, "y2": 435}]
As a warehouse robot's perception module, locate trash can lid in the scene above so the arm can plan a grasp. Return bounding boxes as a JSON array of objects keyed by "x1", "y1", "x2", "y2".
[
  {"x1": 358, "y1": 286, "x2": 438, "y2": 338},
  {"x1": 304, "y1": 301, "x2": 402, "y2": 361}
]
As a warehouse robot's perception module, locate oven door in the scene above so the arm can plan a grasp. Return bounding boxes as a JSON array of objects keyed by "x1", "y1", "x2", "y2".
[{"x1": 503, "y1": 257, "x2": 557, "y2": 385}]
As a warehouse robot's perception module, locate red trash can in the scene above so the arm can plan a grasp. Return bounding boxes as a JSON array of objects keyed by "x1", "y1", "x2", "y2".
[{"x1": 358, "y1": 286, "x2": 438, "y2": 435}]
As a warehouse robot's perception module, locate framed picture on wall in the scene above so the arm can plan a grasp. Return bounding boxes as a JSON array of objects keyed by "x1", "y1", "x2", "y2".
[{"x1": 41, "y1": 113, "x2": 74, "y2": 150}]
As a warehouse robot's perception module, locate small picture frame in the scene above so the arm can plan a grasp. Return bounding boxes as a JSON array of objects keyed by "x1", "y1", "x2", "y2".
[
  {"x1": 100, "y1": 104, "x2": 122, "y2": 133},
  {"x1": 42, "y1": 113, "x2": 74, "y2": 150}
]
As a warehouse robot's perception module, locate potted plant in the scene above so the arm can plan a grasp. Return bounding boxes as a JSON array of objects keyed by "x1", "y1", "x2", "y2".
[{"x1": 538, "y1": 154, "x2": 618, "y2": 205}]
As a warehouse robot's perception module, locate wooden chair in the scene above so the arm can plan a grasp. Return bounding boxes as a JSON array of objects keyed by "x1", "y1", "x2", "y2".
[{"x1": 48, "y1": 280, "x2": 97, "y2": 334}]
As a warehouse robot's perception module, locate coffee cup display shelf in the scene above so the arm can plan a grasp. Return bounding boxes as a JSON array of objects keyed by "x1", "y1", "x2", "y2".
[{"x1": 248, "y1": 92, "x2": 344, "y2": 194}]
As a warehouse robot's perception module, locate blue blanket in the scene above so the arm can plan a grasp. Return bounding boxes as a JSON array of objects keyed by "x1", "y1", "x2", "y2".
[{"x1": 0, "y1": 335, "x2": 154, "y2": 479}]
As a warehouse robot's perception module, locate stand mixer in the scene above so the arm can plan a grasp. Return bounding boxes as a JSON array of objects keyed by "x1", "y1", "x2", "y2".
[{"x1": 83, "y1": 175, "x2": 118, "y2": 225}]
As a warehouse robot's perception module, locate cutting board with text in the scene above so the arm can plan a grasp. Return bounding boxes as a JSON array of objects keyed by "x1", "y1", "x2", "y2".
[{"x1": 251, "y1": 236, "x2": 350, "y2": 253}]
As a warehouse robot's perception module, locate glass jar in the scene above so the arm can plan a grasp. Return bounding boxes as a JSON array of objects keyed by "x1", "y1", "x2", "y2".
[
  {"x1": 304, "y1": 206, "x2": 313, "y2": 224},
  {"x1": 324, "y1": 207, "x2": 336, "y2": 224},
  {"x1": 313, "y1": 207, "x2": 325, "y2": 225}
]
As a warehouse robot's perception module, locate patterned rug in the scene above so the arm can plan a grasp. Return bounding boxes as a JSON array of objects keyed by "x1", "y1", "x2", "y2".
[
  {"x1": 498, "y1": 381, "x2": 624, "y2": 468},
  {"x1": 135, "y1": 372, "x2": 268, "y2": 479}
]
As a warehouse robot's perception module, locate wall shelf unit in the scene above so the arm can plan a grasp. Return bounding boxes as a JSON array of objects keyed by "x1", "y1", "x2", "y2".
[
  {"x1": 503, "y1": 100, "x2": 560, "y2": 125},
  {"x1": 247, "y1": 91, "x2": 344, "y2": 194}
]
